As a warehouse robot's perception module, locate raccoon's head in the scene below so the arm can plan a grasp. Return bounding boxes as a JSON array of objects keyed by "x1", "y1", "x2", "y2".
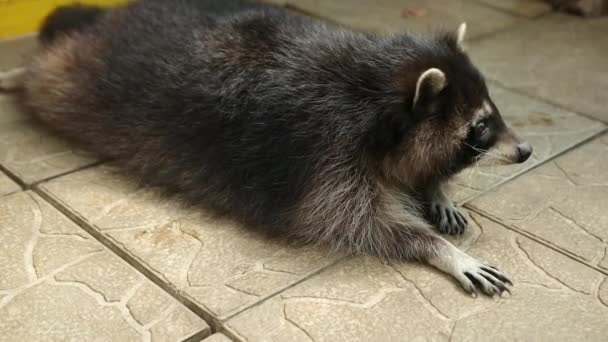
[{"x1": 385, "y1": 23, "x2": 532, "y2": 185}]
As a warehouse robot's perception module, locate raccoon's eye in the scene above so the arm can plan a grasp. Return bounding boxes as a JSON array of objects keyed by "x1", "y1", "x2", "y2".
[{"x1": 475, "y1": 122, "x2": 488, "y2": 139}]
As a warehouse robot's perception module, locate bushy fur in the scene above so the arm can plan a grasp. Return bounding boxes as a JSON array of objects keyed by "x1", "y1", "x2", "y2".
[{"x1": 24, "y1": 0, "x2": 502, "y2": 261}]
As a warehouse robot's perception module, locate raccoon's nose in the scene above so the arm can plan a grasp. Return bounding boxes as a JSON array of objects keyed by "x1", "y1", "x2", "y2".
[{"x1": 516, "y1": 142, "x2": 533, "y2": 163}]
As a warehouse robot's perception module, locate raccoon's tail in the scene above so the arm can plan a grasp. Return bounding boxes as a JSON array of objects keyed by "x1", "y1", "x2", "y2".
[{"x1": 38, "y1": 4, "x2": 105, "y2": 45}]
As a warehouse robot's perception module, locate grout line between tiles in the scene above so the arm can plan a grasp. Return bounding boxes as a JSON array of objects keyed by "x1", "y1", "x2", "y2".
[
  {"x1": 0, "y1": 163, "x2": 27, "y2": 189},
  {"x1": 220, "y1": 324, "x2": 248, "y2": 342},
  {"x1": 257, "y1": 0, "x2": 347, "y2": 28},
  {"x1": 215, "y1": 253, "x2": 342, "y2": 342},
  {"x1": 458, "y1": 127, "x2": 607, "y2": 205},
  {"x1": 31, "y1": 178, "x2": 346, "y2": 336},
  {"x1": 466, "y1": 205, "x2": 608, "y2": 277},
  {"x1": 181, "y1": 327, "x2": 213, "y2": 342},
  {"x1": 282, "y1": 3, "x2": 356, "y2": 30},
  {"x1": 0, "y1": 159, "x2": 105, "y2": 191},
  {"x1": 220, "y1": 255, "x2": 346, "y2": 323},
  {"x1": 277, "y1": 0, "x2": 530, "y2": 41},
  {"x1": 484, "y1": 79, "x2": 608, "y2": 125},
  {"x1": 471, "y1": 0, "x2": 553, "y2": 19},
  {"x1": 460, "y1": 9, "x2": 554, "y2": 44},
  {"x1": 455, "y1": 25, "x2": 521, "y2": 45},
  {"x1": 30, "y1": 160, "x2": 106, "y2": 187},
  {"x1": 32, "y1": 185, "x2": 222, "y2": 331},
  {"x1": 215, "y1": 256, "x2": 347, "y2": 341}
]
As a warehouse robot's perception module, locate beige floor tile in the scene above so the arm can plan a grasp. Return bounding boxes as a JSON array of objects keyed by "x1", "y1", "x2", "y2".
[
  {"x1": 1, "y1": 42, "x2": 96, "y2": 185},
  {"x1": 475, "y1": 0, "x2": 551, "y2": 17},
  {"x1": 0, "y1": 191, "x2": 209, "y2": 341},
  {"x1": 469, "y1": 134, "x2": 608, "y2": 272},
  {"x1": 0, "y1": 93, "x2": 25, "y2": 125},
  {"x1": 1, "y1": 91, "x2": 96, "y2": 184},
  {"x1": 225, "y1": 213, "x2": 608, "y2": 341},
  {"x1": 0, "y1": 171, "x2": 19, "y2": 196},
  {"x1": 38, "y1": 166, "x2": 341, "y2": 320},
  {"x1": 469, "y1": 14, "x2": 608, "y2": 122},
  {"x1": 0, "y1": 34, "x2": 36, "y2": 72},
  {"x1": 267, "y1": 0, "x2": 521, "y2": 37},
  {"x1": 204, "y1": 333, "x2": 233, "y2": 342},
  {"x1": 0, "y1": 118, "x2": 96, "y2": 184},
  {"x1": 447, "y1": 84, "x2": 605, "y2": 203},
  {"x1": 0, "y1": 87, "x2": 96, "y2": 186}
]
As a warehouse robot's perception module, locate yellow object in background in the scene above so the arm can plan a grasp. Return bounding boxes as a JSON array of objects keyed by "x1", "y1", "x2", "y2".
[{"x1": 0, "y1": 0, "x2": 126, "y2": 39}]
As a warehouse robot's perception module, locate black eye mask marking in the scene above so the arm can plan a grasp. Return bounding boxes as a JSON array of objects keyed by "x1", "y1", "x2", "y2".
[{"x1": 474, "y1": 122, "x2": 489, "y2": 143}]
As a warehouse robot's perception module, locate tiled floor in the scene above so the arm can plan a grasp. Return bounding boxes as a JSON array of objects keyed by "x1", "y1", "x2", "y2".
[
  {"x1": 469, "y1": 135, "x2": 608, "y2": 272},
  {"x1": 225, "y1": 215, "x2": 608, "y2": 340},
  {"x1": 469, "y1": 14, "x2": 608, "y2": 123},
  {"x1": 0, "y1": 191, "x2": 210, "y2": 341},
  {"x1": 447, "y1": 83, "x2": 604, "y2": 202},
  {"x1": 0, "y1": 34, "x2": 35, "y2": 71},
  {"x1": 38, "y1": 166, "x2": 340, "y2": 320},
  {"x1": 1, "y1": 0, "x2": 607, "y2": 341}
]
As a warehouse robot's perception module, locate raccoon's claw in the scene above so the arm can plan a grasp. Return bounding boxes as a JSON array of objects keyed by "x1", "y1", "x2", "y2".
[
  {"x1": 428, "y1": 202, "x2": 468, "y2": 235},
  {"x1": 428, "y1": 243, "x2": 513, "y2": 298},
  {"x1": 460, "y1": 265, "x2": 512, "y2": 298}
]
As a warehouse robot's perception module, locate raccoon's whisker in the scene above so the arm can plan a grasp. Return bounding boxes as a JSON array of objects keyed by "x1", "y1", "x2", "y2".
[
  {"x1": 486, "y1": 153, "x2": 512, "y2": 164},
  {"x1": 463, "y1": 154, "x2": 482, "y2": 188},
  {"x1": 464, "y1": 143, "x2": 488, "y2": 154},
  {"x1": 465, "y1": 143, "x2": 513, "y2": 164}
]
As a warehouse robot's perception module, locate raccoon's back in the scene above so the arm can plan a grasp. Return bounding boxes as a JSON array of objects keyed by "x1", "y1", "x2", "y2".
[
  {"x1": 23, "y1": 0, "x2": 324, "y2": 230},
  {"x1": 24, "y1": 0, "x2": 220, "y2": 151},
  {"x1": 24, "y1": 0, "x2": 307, "y2": 154}
]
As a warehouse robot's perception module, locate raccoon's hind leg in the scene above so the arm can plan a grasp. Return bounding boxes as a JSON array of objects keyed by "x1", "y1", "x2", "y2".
[
  {"x1": 0, "y1": 67, "x2": 26, "y2": 91},
  {"x1": 423, "y1": 183, "x2": 468, "y2": 235}
]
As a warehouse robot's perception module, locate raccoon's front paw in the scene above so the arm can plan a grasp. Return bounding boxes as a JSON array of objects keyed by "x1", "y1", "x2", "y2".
[
  {"x1": 428, "y1": 244, "x2": 513, "y2": 297},
  {"x1": 429, "y1": 246, "x2": 513, "y2": 297},
  {"x1": 457, "y1": 262, "x2": 513, "y2": 297},
  {"x1": 428, "y1": 201, "x2": 468, "y2": 235}
]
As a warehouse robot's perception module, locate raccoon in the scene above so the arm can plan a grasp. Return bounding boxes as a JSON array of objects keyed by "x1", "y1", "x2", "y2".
[{"x1": 18, "y1": 0, "x2": 532, "y2": 297}]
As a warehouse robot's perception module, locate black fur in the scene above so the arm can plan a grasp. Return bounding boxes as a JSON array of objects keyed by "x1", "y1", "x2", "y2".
[
  {"x1": 38, "y1": 4, "x2": 106, "y2": 45},
  {"x1": 25, "y1": 0, "x2": 503, "y2": 258}
]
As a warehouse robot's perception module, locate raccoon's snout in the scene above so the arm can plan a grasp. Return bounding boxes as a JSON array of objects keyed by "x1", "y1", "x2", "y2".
[
  {"x1": 516, "y1": 142, "x2": 533, "y2": 163},
  {"x1": 479, "y1": 126, "x2": 532, "y2": 166}
]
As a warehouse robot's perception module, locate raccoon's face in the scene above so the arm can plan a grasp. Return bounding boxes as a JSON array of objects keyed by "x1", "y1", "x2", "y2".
[
  {"x1": 387, "y1": 23, "x2": 532, "y2": 185},
  {"x1": 462, "y1": 98, "x2": 533, "y2": 167}
]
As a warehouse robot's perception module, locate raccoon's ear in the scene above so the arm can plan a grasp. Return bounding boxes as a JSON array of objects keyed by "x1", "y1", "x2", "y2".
[
  {"x1": 412, "y1": 68, "x2": 447, "y2": 109},
  {"x1": 456, "y1": 22, "x2": 467, "y2": 51}
]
